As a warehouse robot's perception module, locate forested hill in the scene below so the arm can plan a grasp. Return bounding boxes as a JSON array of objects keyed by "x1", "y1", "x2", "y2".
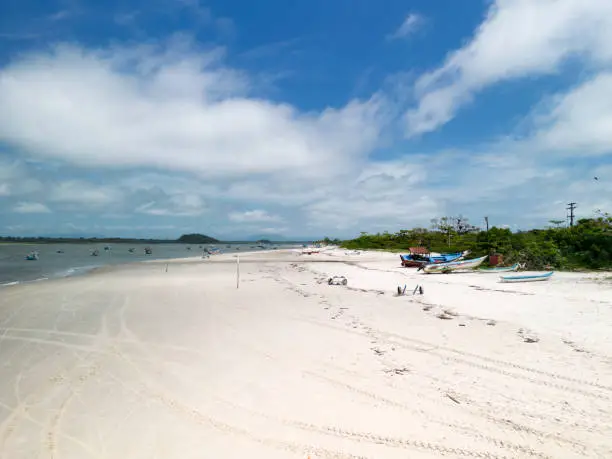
[{"x1": 176, "y1": 234, "x2": 219, "y2": 244}]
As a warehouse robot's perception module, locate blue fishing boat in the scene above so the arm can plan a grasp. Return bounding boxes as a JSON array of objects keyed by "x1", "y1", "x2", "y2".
[
  {"x1": 479, "y1": 263, "x2": 520, "y2": 273},
  {"x1": 25, "y1": 251, "x2": 39, "y2": 261},
  {"x1": 500, "y1": 271, "x2": 554, "y2": 283},
  {"x1": 400, "y1": 247, "x2": 468, "y2": 268}
]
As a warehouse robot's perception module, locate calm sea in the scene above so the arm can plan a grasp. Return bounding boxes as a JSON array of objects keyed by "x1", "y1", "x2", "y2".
[{"x1": 0, "y1": 243, "x2": 285, "y2": 286}]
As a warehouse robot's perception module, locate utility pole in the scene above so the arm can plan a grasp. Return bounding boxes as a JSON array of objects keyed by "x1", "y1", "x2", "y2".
[
  {"x1": 567, "y1": 202, "x2": 577, "y2": 227},
  {"x1": 484, "y1": 216, "x2": 490, "y2": 255}
]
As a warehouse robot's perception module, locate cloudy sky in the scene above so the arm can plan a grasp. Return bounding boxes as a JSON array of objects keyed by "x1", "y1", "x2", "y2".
[{"x1": 1, "y1": 0, "x2": 611, "y2": 239}]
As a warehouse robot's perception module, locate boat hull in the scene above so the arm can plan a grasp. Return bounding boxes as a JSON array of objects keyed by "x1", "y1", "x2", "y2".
[
  {"x1": 422, "y1": 255, "x2": 487, "y2": 273},
  {"x1": 500, "y1": 272, "x2": 554, "y2": 283}
]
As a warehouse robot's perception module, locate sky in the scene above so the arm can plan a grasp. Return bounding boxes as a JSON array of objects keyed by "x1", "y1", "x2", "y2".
[{"x1": 0, "y1": 0, "x2": 611, "y2": 240}]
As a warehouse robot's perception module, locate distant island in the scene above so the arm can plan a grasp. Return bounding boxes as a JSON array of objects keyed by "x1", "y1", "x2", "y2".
[{"x1": 176, "y1": 234, "x2": 219, "y2": 244}]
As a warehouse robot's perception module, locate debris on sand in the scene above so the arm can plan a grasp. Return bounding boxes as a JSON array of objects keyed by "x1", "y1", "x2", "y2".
[
  {"x1": 445, "y1": 393, "x2": 461, "y2": 404},
  {"x1": 486, "y1": 320, "x2": 497, "y2": 326},
  {"x1": 518, "y1": 328, "x2": 540, "y2": 343},
  {"x1": 436, "y1": 313, "x2": 453, "y2": 320}
]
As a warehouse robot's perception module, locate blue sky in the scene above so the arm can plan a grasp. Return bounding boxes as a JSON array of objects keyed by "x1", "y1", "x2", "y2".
[{"x1": 1, "y1": 0, "x2": 611, "y2": 239}]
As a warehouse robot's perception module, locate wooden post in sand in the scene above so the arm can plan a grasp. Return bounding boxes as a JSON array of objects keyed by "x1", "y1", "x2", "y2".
[{"x1": 236, "y1": 256, "x2": 240, "y2": 289}]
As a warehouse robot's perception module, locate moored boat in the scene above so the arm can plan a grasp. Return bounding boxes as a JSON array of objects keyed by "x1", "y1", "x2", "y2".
[
  {"x1": 25, "y1": 251, "x2": 39, "y2": 261},
  {"x1": 90, "y1": 249, "x2": 99, "y2": 257},
  {"x1": 144, "y1": 247, "x2": 152, "y2": 255},
  {"x1": 422, "y1": 255, "x2": 488, "y2": 273},
  {"x1": 500, "y1": 271, "x2": 554, "y2": 283}
]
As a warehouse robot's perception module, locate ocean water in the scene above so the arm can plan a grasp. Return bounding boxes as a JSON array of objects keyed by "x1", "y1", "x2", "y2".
[{"x1": 0, "y1": 243, "x2": 280, "y2": 286}]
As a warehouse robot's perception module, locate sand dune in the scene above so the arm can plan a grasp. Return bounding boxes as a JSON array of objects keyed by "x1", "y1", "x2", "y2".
[{"x1": 0, "y1": 249, "x2": 610, "y2": 458}]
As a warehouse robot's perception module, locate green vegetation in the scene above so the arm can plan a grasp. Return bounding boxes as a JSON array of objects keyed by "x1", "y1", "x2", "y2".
[{"x1": 340, "y1": 214, "x2": 612, "y2": 270}]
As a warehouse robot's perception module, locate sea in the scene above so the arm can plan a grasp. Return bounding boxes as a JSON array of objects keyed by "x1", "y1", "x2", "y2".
[{"x1": 0, "y1": 243, "x2": 291, "y2": 287}]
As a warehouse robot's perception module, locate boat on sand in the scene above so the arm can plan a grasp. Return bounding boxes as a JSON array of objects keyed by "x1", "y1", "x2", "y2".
[
  {"x1": 422, "y1": 255, "x2": 487, "y2": 274},
  {"x1": 479, "y1": 263, "x2": 520, "y2": 273},
  {"x1": 500, "y1": 271, "x2": 554, "y2": 283},
  {"x1": 400, "y1": 248, "x2": 468, "y2": 267}
]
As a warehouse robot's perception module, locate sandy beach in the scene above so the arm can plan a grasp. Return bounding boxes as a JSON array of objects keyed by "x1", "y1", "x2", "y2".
[{"x1": 1, "y1": 248, "x2": 611, "y2": 458}]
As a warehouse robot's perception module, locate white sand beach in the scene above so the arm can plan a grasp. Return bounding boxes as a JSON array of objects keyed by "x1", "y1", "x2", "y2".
[{"x1": 1, "y1": 248, "x2": 611, "y2": 458}]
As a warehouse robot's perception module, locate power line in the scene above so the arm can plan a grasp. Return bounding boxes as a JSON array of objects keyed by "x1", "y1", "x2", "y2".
[{"x1": 567, "y1": 202, "x2": 577, "y2": 227}]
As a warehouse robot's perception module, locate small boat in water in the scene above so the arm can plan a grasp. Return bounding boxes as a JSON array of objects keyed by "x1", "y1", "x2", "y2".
[
  {"x1": 90, "y1": 249, "x2": 99, "y2": 257},
  {"x1": 478, "y1": 263, "x2": 520, "y2": 273},
  {"x1": 144, "y1": 247, "x2": 152, "y2": 255},
  {"x1": 128, "y1": 248, "x2": 135, "y2": 253},
  {"x1": 56, "y1": 250, "x2": 64, "y2": 254},
  {"x1": 422, "y1": 255, "x2": 488, "y2": 273},
  {"x1": 500, "y1": 271, "x2": 554, "y2": 283},
  {"x1": 25, "y1": 251, "x2": 39, "y2": 261}
]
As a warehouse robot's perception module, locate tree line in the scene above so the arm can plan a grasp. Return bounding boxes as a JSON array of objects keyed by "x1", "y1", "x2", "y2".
[{"x1": 337, "y1": 213, "x2": 612, "y2": 270}]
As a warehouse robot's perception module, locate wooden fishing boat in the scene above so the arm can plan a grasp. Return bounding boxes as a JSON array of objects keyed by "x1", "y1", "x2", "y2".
[
  {"x1": 500, "y1": 271, "x2": 554, "y2": 283},
  {"x1": 478, "y1": 263, "x2": 520, "y2": 273},
  {"x1": 400, "y1": 248, "x2": 468, "y2": 267},
  {"x1": 422, "y1": 255, "x2": 488, "y2": 273}
]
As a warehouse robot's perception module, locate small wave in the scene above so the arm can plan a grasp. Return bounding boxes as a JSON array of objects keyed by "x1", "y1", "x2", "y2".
[{"x1": 0, "y1": 281, "x2": 20, "y2": 288}]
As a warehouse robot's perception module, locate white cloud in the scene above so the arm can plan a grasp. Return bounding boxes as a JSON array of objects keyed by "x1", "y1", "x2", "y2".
[
  {"x1": 13, "y1": 201, "x2": 51, "y2": 213},
  {"x1": 0, "y1": 183, "x2": 10, "y2": 196},
  {"x1": 136, "y1": 193, "x2": 206, "y2": 216},
  {"x1": 388, "y1": 14, "x2": 423, "y2": 40},
  {"x1": 50, "y1": 180, "x2": 124, "y2": 206},
  {"x1": 531, "y1": 72, "x2": 612, "y2": 155},
  {"x1": 228, "y1": 209, "x2": 282, "y2": 223},
  {"x1": 406, "y1": 0, "x2": 612, "y2": 136},
  {"x1": 0, "y1": 37, "x2": 385, "y2": 178}
]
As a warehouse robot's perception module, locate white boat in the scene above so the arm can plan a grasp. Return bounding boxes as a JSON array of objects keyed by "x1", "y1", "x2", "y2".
[
  {"x1": 500, "y1": 271, "x2": 554, "y2": 283},
  {"x1": 422, "y1": 255, "x2": 488, "y2": 273},
  {"x1": 478, "y1": 263, "x2": 520, "y2": 273}
]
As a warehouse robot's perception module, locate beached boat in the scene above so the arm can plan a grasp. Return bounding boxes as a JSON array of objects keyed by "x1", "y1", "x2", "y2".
[
  {"x1": 400, "y1": 247, "x2": 468, "y2": 267},
  {"x1": 478, "y1": 263, "x2": 520, "y2": 273},
  {"x1": 25, "y1": 251, "x2": 39, "y2": 261},
  {"x1": 500, "y1": 271, "x2": 554, "y2": 283},
  {"x1": 422, "y1": 255, "x2": 488, "y2": 273}
]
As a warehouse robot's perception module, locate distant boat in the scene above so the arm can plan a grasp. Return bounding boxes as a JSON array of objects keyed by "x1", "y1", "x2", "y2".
[
  {"x1": 422, "y1": 255, "x2": 487, "y2": 273},
  {"x1": 128, "y1": 248, "x2": 135, "y2": 253},
  {"x1": 478, "y1": 263, "x2": 520, "y2": 273},
  {"x1": 90, "y1": 249, "x2": 99, "y2": 257},
  {"x1": 56, "y1": 250, "x2": 64, "y2": 254},
  {"x1": 500, "y1": 272, "x2": 554, "y2": 283},
  {"x1": 144, "y1": 247, "x2": 152, "y2": 255},
  {"x1": 104, "y1": 246, "x2": 111, "y2": 251},
  {"x1": 186, "y1": 247, "x2": 191, "y2": 250},
  {"x1": 25, "y1": 251, "x2": 39, "y2": 261}
]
